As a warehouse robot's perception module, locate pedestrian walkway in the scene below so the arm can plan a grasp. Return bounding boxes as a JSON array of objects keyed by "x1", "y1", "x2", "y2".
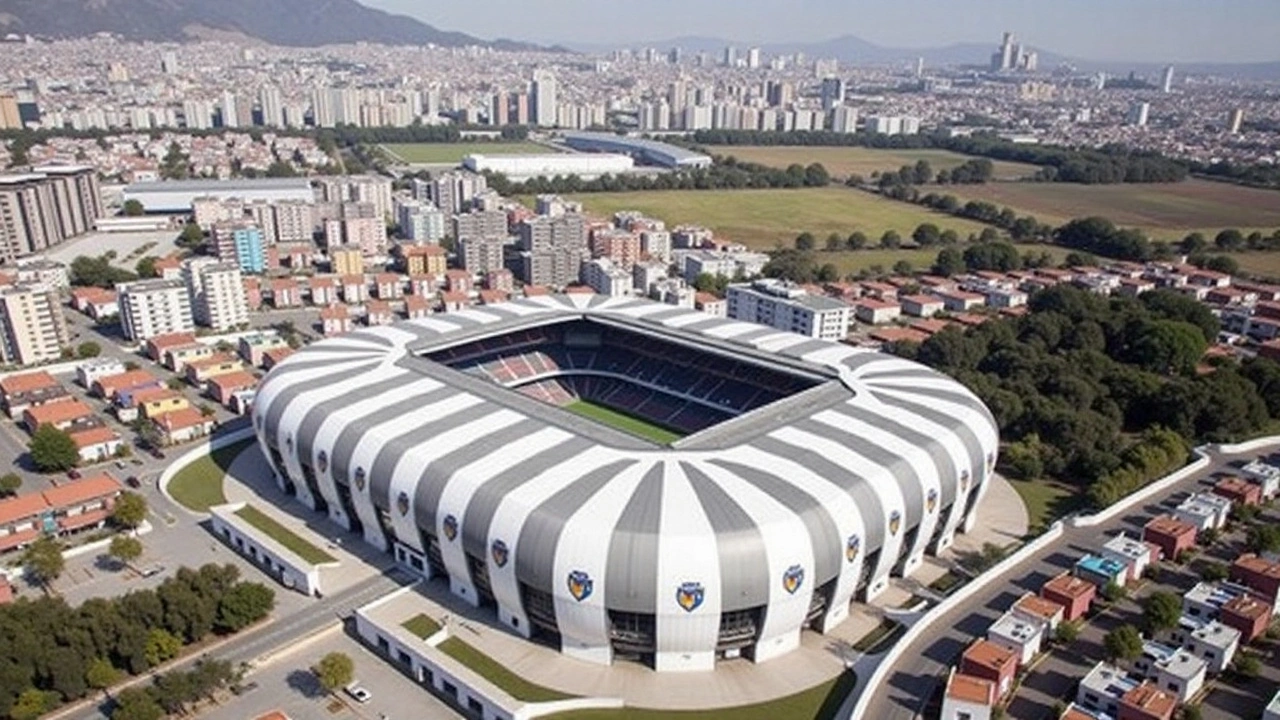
[
  {"x1": 221, "y1": 445, "x2": 394, "y2": 596},
  {"x1": 949, "y1": 473, "x2": 1029, "y2": 556}
]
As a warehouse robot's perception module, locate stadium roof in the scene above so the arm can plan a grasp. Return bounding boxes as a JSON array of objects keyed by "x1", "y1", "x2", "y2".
[{"x1": 559, "y1": 132, "x2": 713, "y2": 168}]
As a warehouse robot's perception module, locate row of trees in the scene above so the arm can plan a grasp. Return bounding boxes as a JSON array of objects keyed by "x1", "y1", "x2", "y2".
[
  {"x1": 871, "y1": 158, "x2": 994, "y2": 189},
  {"x1": 689, "y1": 129, "x2": 1190, "y2": 184},
  {"x1": 0, "y1": 563, "x2": 274, "y2": 718},
  {"x1": 69, "y1": 253, "x2": 138, "y2": 289},
  {"x1": 482, "y1": 158, "x2": 831, "y2": 196},
  {"x1": 891, "y1": 286, "x2": 1280, "y2": 503},
  {"x1": 108, "y1": 657, "x2": 239, "y2": 720}
]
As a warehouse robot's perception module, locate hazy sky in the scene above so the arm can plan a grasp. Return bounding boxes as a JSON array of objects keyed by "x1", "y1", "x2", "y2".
[{"x1": 363, "y1": 0, "x2": 1279, "y2": 63}]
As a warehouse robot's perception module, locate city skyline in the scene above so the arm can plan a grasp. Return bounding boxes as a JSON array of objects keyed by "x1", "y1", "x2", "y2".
[{"x1": 364, "y1": 0, "x2": 1280, "y2": 64}]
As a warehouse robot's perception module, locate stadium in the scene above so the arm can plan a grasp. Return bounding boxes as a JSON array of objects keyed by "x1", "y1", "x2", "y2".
[{"x1": 253, "y1": 295, "x2": 999, "y2": 672}]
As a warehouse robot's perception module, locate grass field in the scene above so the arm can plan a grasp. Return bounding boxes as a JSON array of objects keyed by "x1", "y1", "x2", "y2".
[
  {"x1": 568, "y1": 187, "x2": 992, "y2": 250},
  {"x1": 437, "y1": 636, "x2": 575, "y2": 703},
  {"x1": 167, "y1": 438, "x2": 253, "y2": 512},
  {"x1": 233, "y1": 504, "x2": 336, "y2": 565},
  {"x1": 381, "y1": 142, "x2": 552, "y2": 164},
  {"x1": 1008, "y1": 478, "x2": 1085, "y2": 534},
  {"x1": 546, "y1": 671, "x2": 856, "y2": 720},
  {"x1": 710, "y1": 145, "x2": 1041, "y2": 181},
  {"x1": 401, "y1": 614, "x2": 442, "y2": 639},
  {"x1": 564, "y1": 399, "x2": 683, "y2": 445},
  {"x1": 943, "y1": 179, "x2": 1280, "y2": 238}
]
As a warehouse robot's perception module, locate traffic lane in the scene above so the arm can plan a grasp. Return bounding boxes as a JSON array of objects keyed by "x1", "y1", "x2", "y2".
[{"x1": 865, "y1": 456, "x2": 1235, "y2": 719}]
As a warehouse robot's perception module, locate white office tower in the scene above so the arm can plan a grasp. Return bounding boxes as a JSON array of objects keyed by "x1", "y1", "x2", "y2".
[
  {"x1": 1161, "y1": 65, "x2": 1175, "y2": 93},
  {"x1": 727, "y1": 279, "x2": 851, "y2": 341},
  {"x1": 260, "y1": 86, "x2": 284, "y2": 127},
  {"x1": 831, "y1": 105, "x2": 859, "y2": 134},
  {"x1": 1127, "y1": 102, "x2": 1150, "y2": 127},
  {"x1": 398, "y1": 200, "x2": 446, "y2": 243},
  {"x1": 312, "y1": 87, "x2": 335, "y2": 128},
  {"x1": 581, "y1": 258, "x2": 633, "y2": 297},
  {"x1": 820, "y1": 77, "x2": 846, "y2": 112},
  {"x1": 916, "y1": 57, "x2": 925, "y2": 78},
  {"x1": 220, "y1": 91, "x2": 239, "y2": 128},
  {"x1": 747, "y1": 47, "x2": 761, "y2": 69},
  {"x1": 117, "y1": 279, "x2": 195, "y2": 341},
  {"x1": 335, "y1": 88, "x2": 360, "y2": 126},
  {"x1": 723, "y1": 46, "x2": 737, "y2": 67},
  {"x1": 532, "y1": 71, "x2": 558, "y2": 127},
  {"x1": 183, "y1": 258, "x2": 248, "y2": 332},
  {"x1": 182, "y1": 100, "x2": 213, "y2": 130},
  {"x1": 1229, "y1": 108, "x2": 1244, "y2": 134}
]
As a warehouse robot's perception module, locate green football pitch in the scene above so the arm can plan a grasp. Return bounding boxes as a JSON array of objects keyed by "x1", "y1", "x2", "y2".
[{"x1": 563, "y1": 400, "x2": 684, "y2": 445}]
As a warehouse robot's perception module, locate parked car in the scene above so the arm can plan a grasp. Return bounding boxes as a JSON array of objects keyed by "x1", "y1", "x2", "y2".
[
  {"x1": 150, "y1": 448, "x2": 165, "y2": 459},
  {"x1": 66, "y1": 469, "x2": 81, "y2": 479},
  {"x1": 344, "y1": 684, "x2": 372, "y2": 703},
  {"x1": 125, "y1": 476, "x2": 140, "y2": 488},
  {"x1": 140, "y1": 565, "x2": 165, "y2": 578}
]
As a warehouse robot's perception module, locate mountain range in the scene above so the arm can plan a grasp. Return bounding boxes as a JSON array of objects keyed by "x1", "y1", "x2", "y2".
[
  {"x1": 0, "y1": 0, "x2": 548, "y2": 51},
  {"x1": 568, "y1": 34, "x2": 1280, "y2": 79}
]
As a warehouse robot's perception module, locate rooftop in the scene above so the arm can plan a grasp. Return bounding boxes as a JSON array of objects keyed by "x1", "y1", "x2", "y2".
[
  {"x1": 1144, "y1": 515, "x2": 1196, "y2": 537},
  {"x1": 0, "y1": 371, "x2": 59, "y2": 396},
  {"x1": 1044, "y1": 572, "x2": 1097, "y2": 598},
  {"x1": 946, "y1": 671, "x2": 995, "y2": 705},
  {"x1": 1121, "y1": 683, "x2": 1176, "y2": 718},
  {"x1": 1075, "y1": 554, "x2": 1128, "y2": 578},
  {"x1": 962, "y1": 640, "x2": 1017, "y2": 673}
]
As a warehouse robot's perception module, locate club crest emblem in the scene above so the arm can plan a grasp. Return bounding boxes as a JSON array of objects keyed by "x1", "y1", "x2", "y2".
[
  {"x1": 846, "y1": 534, "x2": 861, "y2": 563},
  {"x1": 783, "y1": 564, "x2": 805, "y2": 595},
  {"x1": 927, "y1": 488, "x2": 938, "y2": 514},
  {"x1": 567, "y1": 570, "x2": 593, "y2": 602},
  {"x1": 442, "y1": 514, "x2": 458, "y2": 542},
  {"x1": 354, "y1": 467, "x2": 366, "y2": 492},
  {"x1": 396, "y1": 490, "x2": 409, "y2": 516},
  {"x1": 316, "y1": 450, "x2": 328, "y2": 474},
  {"x1": 491, "y1": 539, "x2": 509, "y2": 568},
  {"x1": 889, "y1": 510, "x2": 902, "y2": 536},
  {"x1": 675, "y1": 582, "x2": 705, "y2": 612}
]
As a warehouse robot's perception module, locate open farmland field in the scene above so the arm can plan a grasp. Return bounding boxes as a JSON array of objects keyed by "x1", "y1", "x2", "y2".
[
  {"x1": 381, "y1": 141, "x2": 553, "y2": 164},
  {"x1": 570, "y1": 188, "x2": 991, "y2": 250},
  {"x1": 944, "y1": 179, "x2": 1280, "y2": 238},
  {"x1": 815, "y1": 243, "x2": 1069, "y2": 277},
  {"x1": 707, "y1": 145, "x2": 1041, "y2": 180}
]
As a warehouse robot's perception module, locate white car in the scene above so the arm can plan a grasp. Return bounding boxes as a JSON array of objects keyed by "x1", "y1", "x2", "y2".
[{"x1": 344, "y1": 684, "x2": 372, "y2": 703}]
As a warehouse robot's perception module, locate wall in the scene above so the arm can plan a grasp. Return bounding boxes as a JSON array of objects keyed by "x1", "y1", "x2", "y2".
[{"x1": 210, "y1": 503, "x2": 320, "y2": 595}]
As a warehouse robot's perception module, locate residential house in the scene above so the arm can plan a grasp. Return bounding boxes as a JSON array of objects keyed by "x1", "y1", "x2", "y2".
[
  {"x1": 320, "y1": 305, "x2": 352, "y2": 336},
  {"x1": 1011, "y1": 592, "x2": 1064, "y2": 634},
  {"x1": 1214, "y1": 476, "x2": 1263, "y2": 507},
  {"x1": 308, "y1": 276, "x2": 339, "y2": 306},
  {"x1": 404, "y1": 294, "x2": 431, "y2": 319},
  {"x1": 93, "y1": 369, "x2": 161, "y2": 401},
  {"x1": 1076, "y1": 661, "x2": 1138, "y2": 717},
  {"x1": 1042, "y1": 573, "x2": 1096, "y2": 621},
  {"x1": 152, "y1": 407, "x2": 216, "y2": 445},
  {"x1": 986, "y1": 610, "x2": 1045, "y2": 666},
  {"x1": 124, "y1": 387, "x2": 188, "y2": 422},
  {"x1": 445, "y1": 269, "x2": 473, "y2": 294},
  {"x1": 1118, "y1": 683, "x2": 1177, "y2": 720},
  {"x1": 441, "y1": 291, "x2": 468, "y2": 313},
  {"x1": 67, "y1": 426, "x2": 122, "y2": 464},
  {"x1": 375, "y1": 273, "x2": 404, "y2": 299},
  {"x1": 262, "y1": 348, "x2": 294, "y2": 371},
  {"x1": 1166, "y1": 618, "x2": 1239, "y2": 674},
  {"x1": 900, "y1": 294, "x2": 945, "y2": 318},
  {"x1": 1229, "y1": 555, "x2": 1280, "y2": 609},
  {"x1": 75, "y1": 358, "x2": 126, "y2": 389},
  {"x1": 854, "y1": 299, "x2": 902, "y2": 325},
  {"x1": 143, "y1": 332, "x2": 197, "y2": 363},
  {"x1": 0, "y1": 371, "x2": 70, "y2": 419},
  {"x1": 364, "y1": 300, "x2": 394, "y2": 326},
  {"x1": 477, "y1": 290, "x2": 508, "y2": 307},
  {"x1": 1239, "y1": 460, "x2": 1280, "y2": 499},
  {"x1": 1074, "y1": 554, "x2": 1129, "y2": 589},
  {"x1": 1172, "y1": 492, "x2": 1232, "y2": 531},
  {"x1": 1131, "y1": 641, "x2": 1205, "y2": 703},
  {"x1": 163, "y1": 342, "x2": 215, "y2": 373},
  {"x1": 1222, "y1": 594, "x2": 1273, "y2": 641},
  {"x1": 407, "y1": 274, "x2": 435, "y2": 298},
  {"x1": 70, "y1": 286, "x2": 119, "y2": 319},
  {"x1": 1142, "y1": 516, "x2": 1197, "y2": 562},
  {"x1": 932, "y1": 289, "x2": 985, "y2": 312},
  {"x1": 270, "y1": 278, "x2": 302, "y2": 308},
  {"x1": 237, "y1": 332, "x2": 288, "y2": 368},
  {"x1": 695, "y1": 292, "x2": 727, "y2": 317},
  {"x1": 958, "y1": 640, "x2": 1018, "y2": 699},
  {"x1": 43, "y1": 474, "x2": 124, "y2": 537},
  {"x1": 340, "y1": 274, "x2": 368, "y2": 304},
  {"x1": 183, "y1": 354, "x2": 245, "y2": 389},
  {"x1": 939, "y1": 668, "x2": 996, "y2": 720},
  {"x1": 207, "y1": 371, "x2": 258, "y2": 406},
  {"x1": 1100, "y1": 533, "x2": 1158, "y2": 580},
  {"x1": 23, "y1": 400, "x2": 95, "y2": 433}
]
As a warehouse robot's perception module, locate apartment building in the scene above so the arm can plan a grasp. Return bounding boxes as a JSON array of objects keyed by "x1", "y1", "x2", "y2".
[
  {"x1": 0, "y1": 167, "x2": 102, "y2": 263},
  {"x1": 727, "y1": 278, "x2": 852, "y2": 340},
  {"x1": 330, "y1": 247, "x2": 364, "y2": 276},
  {"x1": 117, "y1": 278, "x2": 195, "y2": 341},
  {"x1": 417, "y1": 171, "x2": 487, "y2": 215},
  {"x1": 397, "y1": 200, "x2": 446, "y2": 243},
  {"x1": 212, "y1": 222, "x2": 266, "y2": 274},
  {"x1": 0, "y1": 282, "x2": 70, "y2": 365},
  {"x1": 184, "y1": 259, "x2": 248, "y2": 331},
  {"x1": 518, "y1": 213, "x2": 589, "y2": 287},
  {"x1": 581, "y1": 258, "x2": 633, "y2": 297}
]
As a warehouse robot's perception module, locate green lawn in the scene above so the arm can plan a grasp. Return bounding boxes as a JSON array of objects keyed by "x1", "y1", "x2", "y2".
[
  {"x1": 548, "y1": 671, "x2": 856, "y2": 720},
  {"x1": 402, "y1": 614, "x2": 441, "y2": 639},
  {"x1": 563, "y1": 187, "x2": 992, "y2": 250},
  {"x1": 851, "y1": 619, "x2": 904, "y2": 654},
  {"x1": 167, "y1": 438, "x2": 254, "y2": 512},
  {"x1": 436, "y1": 637, "x2": 574, "y2": 703},
  {"x1": 233, "y1": 504, "x2": 335, "y2": 565},
  {"x1": 1008, "y1": 478, "x2": 1086, "y2": 534},
  {"x1": 711, "y1": 145, "x2": 1041, "y2": 181},
  {"x1": 381, "y1": 142, "x2": 552, "y2": 164},
  {"x1": 564, "y1": 400, "x2": 683, "y2": 445}
]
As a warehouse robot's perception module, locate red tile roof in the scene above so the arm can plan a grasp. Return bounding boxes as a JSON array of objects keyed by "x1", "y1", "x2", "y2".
[
  {"x1": 0, "y1": 371, "x2": 59, "y2": 396},
  {"x1": 42, "y1": 474, "x2": 122, "y2": 508}
]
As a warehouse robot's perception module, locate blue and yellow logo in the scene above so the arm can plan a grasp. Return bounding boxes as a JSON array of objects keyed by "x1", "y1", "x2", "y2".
[
  {"x1": 442, "y1": 514, "x2": 458, "y2": 542},
  {"x1": 783, "y1": 564, "x2": 805, "y2": 595},
  {"x1": 567, "y1": 570, "x2": 593, "y2": 602},
  {"x1": 846, "y1": 534, "x2": 860, "y2": 563},
  {"x1": 889, "y1": 510, "x2": 902, "y2": 536},
  {"x1": 491, "y1": 539, "x2": 509, "y2": 568},
  {"x1": 395, "y1": 490, "x2": 409, "y2": 516},
  {"x1": 927, "y1": 488, "x2": 938, "y2": 514},
  {"x1": 676, "y1": 582, "x2": 705, "y2": 612}
]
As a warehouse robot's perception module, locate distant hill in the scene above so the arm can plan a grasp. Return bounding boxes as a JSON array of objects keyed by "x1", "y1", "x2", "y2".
[{"x1": 0, "y1": 0, "x2": 549, "y2": 50}]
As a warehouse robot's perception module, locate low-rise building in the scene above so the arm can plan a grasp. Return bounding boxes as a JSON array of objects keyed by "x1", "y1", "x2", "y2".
[
  {"x1": 1167, "y1": 617, "x2": 1239, "y2": 674},
  {"x1": 939, "y1": 668, "x2": 996, "y2": 720},
  {"x1": 900, "y1": 294, "x2": 945, "y2": 318},
  {"x1": 0, "y1": 371, "x2": 69, "y2": 419},
  {"x1": 23, "y1": 399, "x2": 95, "y2": 433},
  {"x1": 75, "y1": 358, "x2": 126, "y2": 389},
  {"x1": 1077, "y1": 661, "x2": 1138, "y2": 717},
  {"x1": 1172, "y1": 492, "x2": 1232, "y2": 531},
  {"x1": 0, "y1": 474, "x2": 124, "y2": 552},
  {"x1": 958, "y1": 640, "x2": 1018, "y2": 699},
  {"x1": 163, "y1": 342, "x2": 215, "y2": 373},
  {"x1": 1118, "y1": 682, "x2": 1177, "y2": 720},
  {"x1": 207, "y1": 371, "x2": 258, "y2": 406},
  {"x1": 1042, "y1": 572, "x2": 1096, "y2": 621},
  {"x1": 1011, "y1": 592, "x2": 1064, "y2": 633},
  {"x1": 1229, "y1": 554, "x2": 1280, "y2": 609},
  {"x1": 238, "y1": 332, "x2": 288, "y2": 368},
  {"x1": 1142, "y1": 516, "x2": 1197, "y2": 563},
  {"x1": 854, "y1": 298, "x2": 902, "y2": 325},
  {"x1": 320, "y1": 305, "x2": 352, "y2": 336},
  {"x1": 123, "y1": 387, "x2": 188, "y2": 422},
  {"x1": 1182, "y1": 581, "x2": 1247, "y2": 621},
  {"x1": 152, "y1": 407, "x2": 216, "y2": 445},
  {"x1": 1074, "y1": 554, "x2": 1129, "y2": 589},
  {"x1": 1222, "y1": 594, "x2": 1273, "y2": 641},
  {"x1": 1213, "y1": 476, "x2": 1262, "y2": 506},
  {"x1": 1100, "y1": 533, "x2": 1158, "y2": 581},
  {"x1": 143, "y1": 332, "x2": 198, "y2": 363},
  {"x1": 986, "y1": 610, "x2": 1044, "y2": 666},
  {"x1": 1131, "y1": 642, "x2": 1205, "y2": 703},
  {"x1": 1239, "y1": 459, "x2": 1280, "y2": 499},
  {"x1": 67, "y1": 426, "x2": 122, "y2": 465},
  {"x1": 92, "y1": 369, "x2": 161, "y2": 400},
  {"x1": 184, "y1": 354, "x2": 245, "y2": 389}
]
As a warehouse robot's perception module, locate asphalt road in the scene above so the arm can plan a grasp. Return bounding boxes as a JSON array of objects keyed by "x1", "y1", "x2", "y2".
[{"x1": 856, "y1": 445, "x2": 1267, "y2": 720}]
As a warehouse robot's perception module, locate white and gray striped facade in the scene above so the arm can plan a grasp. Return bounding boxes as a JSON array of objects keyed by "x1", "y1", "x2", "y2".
[{"x1": 253, "y1": 294, "x2": 999, "y2": 672}]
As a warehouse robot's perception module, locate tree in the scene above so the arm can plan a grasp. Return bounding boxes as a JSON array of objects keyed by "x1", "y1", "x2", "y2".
[
  {"x1": 166, "y1": 376, "x2": 186, "y2": 391},
  {"x1": 933, "y1": 247, "x2": 965, "y2": 277},
  {"x1": 1180, "y1": 705, "x2": 1203, "y2": 720},
  {"x1": 135, "y1": 256, "x2": 158, "y2": 278},
  {"x1": 845, "y1": 231, "x2": 868, "y2": 250},
  {"x1": 1103, "y1": 625, "x2": 1143, "y2": 662},
  {"x1": 177, "y1": 222, "x2": 204, "y2": 248},
  {"x1": 0, "y1": 472, "x2": 20, "y2": 496},
  {"x1": 216, "y1": 582, "x2": 276, "y2": 632},
  {"x1": 939, "y1": 229, "x2": 960, "y2": 245},
  {"x1": 1178, "y1": 232, "x2": 1207, "y2": 255},
  {"x1": 1246, "y1": 524, "x2": 1280, "y2": 554},
  {"x1": 879, "y1": 230, "x2": 902, "y2": 249},
  {"x1": 144, "y1": 628, "x2": 182, "y2": 667},
  {"x1": 198, "y1": 403, "x2": 216, "y2": 418},
  {"x1": 1232, "y1": 652, "x2": 1261, "y2": 679},
  {"x1": 313, "y1": 651, "x2": 355, "y2": 693},
  {"x1": 24, "y1": 535, "x2": 65, "y2": 588},
  {"x1": 824, "y1": 233, "x2": 842, "y2": 251},
  {"x1": 794, "y1": 232, "x2": 816, "y2": 251},
  {"x1": 1142, "y1": 591, "x2": 1182, "y2": 633},
  {"x1": 9, "y1": 689, "x2": 55, "y2": 720},
  {"x1": 912, "y1": 223, "x2": 941, "y2": 247},
  {"x1": 1199, "y1": 560, "x2": 1227, "y2": 582},
  {"x1": 30, "y1": 423, "x2": 81, "y2": 472},
  {"x1": 1101, "y1": 580, "x2": 1127, "y2": 603},
  {"x1": 1214, "y1": 228, "x2": 1245, "y2": 251},
  {"x1": 122, "y1": 199, "x2": 145, "y2": 217},
  {"x1": 111, "y1": 687, "x2": 164, "y2": 720},
  {"x1": 111, "y1": 492, "x2": 148, "y2": 529},
  {"x1": 77, "y1": 341, "x2": 102, "y2": 358},
  {"x1": 1054, "y1": 620, "x2": 1081, "y2": 645},
  {"x1": 109, "y1": 535, "x2": 144, "y2": 566},
  {"x1": 86, "y1": 657, "x2": 122, "y2": 696}
]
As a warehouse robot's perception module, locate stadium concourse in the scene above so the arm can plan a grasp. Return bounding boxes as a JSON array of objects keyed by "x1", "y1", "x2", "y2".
[{"x1": 253, "y1": 294, "x2": 999, "y2": 673}]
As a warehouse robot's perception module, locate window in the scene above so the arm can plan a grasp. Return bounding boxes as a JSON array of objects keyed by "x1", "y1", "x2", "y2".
[{"x1": 1167, "y1": 682, "x2": 1179, "y2": 692}]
